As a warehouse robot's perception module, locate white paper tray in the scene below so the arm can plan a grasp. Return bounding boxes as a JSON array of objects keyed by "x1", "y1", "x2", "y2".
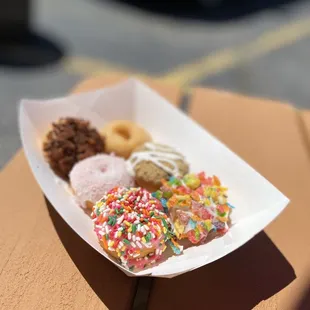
[{"x1": 19, "y1": 78, "x2": 289, "y2": 278}]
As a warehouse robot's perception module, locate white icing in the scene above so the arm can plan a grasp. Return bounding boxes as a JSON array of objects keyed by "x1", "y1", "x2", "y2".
[{"x1": 127, "y1": 142, "x2": 185, "y2": 177}]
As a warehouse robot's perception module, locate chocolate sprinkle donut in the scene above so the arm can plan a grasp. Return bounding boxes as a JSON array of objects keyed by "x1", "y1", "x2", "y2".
[{"x1": 43, "y1": 117, "x2": 105, "y2": 179}]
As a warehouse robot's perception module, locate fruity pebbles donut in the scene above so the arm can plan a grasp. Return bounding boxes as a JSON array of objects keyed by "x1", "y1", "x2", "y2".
[
  {"x1": 70, "y1": 154, "x2": 133, "y2": 210},
  {"x1": 92, "y1": 187, "x2": 179, "y2": 270},
  {"x1": 101, "y1": 120, "x2": 152, "y2": 159},
  {"x1": 153, "y1": 173, "x2": 234, "y2": 244}
]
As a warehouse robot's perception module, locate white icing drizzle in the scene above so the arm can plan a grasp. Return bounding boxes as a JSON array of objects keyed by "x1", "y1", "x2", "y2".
[{"x1": 127, "y1": 142, "x2": 185, "y2": 177}]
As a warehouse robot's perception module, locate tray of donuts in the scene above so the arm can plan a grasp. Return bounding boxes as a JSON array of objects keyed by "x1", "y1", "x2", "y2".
[{"x1": 19, "y1": 78, "x2": 289, "y2": 277}]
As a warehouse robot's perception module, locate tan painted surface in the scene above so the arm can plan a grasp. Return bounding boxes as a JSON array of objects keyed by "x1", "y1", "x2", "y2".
[{"x1": 300, "y1": 110, "x2": 310, "y2": 148}]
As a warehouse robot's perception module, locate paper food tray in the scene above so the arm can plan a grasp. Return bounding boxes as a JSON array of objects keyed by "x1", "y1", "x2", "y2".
[{"x1": 19, "y1": 78, "x2": 290, "y2": 278}]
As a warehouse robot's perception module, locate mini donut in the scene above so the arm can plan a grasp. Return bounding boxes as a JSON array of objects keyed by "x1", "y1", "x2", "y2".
[
  {"x1": 153, "y1": 172, "x2": 233, "y2": 245},
  {"x1": 43, "y1": 117, "x2": 105, "y2": 179},
  {"x1": 127, "y1": 142, "x2": 189, "y2": 192},
  {"x1": 101, "y1": 120, "x2": 152, "y2": 159},
  {"x1": 69, "y1": 154, "x2": 134, "y2": 210},
  {"x1": 92, "y1": 187, "x2": 172, "y2": 270}
]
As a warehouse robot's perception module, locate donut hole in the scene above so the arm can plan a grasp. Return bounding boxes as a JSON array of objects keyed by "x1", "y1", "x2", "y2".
[{"x1": 115, "y1": 127, "x2": 131, "y2": 140}]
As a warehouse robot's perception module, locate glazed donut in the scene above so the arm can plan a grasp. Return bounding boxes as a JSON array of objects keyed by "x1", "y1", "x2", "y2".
[
  {"x1": 69, "y1": 154, "x2": 134, "y2": 210},
  {"x1": 101, "y1": 120, "x2": 152, "y2": 159},
  {"x1": 92, "y1": 187, "x2": 173, "y2": 270}
]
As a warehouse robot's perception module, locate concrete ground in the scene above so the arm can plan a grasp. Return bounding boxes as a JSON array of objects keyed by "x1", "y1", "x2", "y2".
[{"x1": 1, "y1": 0, "x2": 310, "y2": 168}]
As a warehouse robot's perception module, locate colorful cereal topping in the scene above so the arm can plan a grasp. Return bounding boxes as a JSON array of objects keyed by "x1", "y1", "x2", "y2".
[{"x1": 153, "y1": 172, "x2": 234, "y2": 244}]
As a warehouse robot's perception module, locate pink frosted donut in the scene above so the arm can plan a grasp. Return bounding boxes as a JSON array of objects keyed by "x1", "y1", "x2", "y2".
[{"x1": 69, "y1": 154, "x2": 134, "y2": 210}]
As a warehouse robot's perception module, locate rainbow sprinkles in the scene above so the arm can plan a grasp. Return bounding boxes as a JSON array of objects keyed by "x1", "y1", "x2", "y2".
[
  {"x1": 153, "y1": 172, "x2": 234, "y2": 244},
  {"x1": 92, "y1": 187, "x2": 182, "y2": 270}
]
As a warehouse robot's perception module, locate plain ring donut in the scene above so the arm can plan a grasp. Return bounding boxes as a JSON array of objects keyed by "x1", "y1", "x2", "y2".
[{"x1": 101, "y1": 120, "x2": 152, "y2": 158}]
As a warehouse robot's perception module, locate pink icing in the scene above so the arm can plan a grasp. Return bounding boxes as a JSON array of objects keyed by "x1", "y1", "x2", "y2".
[
  {"x1": 69, "y1": 154, "x2": 134, "y2": 208},
  {"x1": 126, "y1": 239, "x2": 166, "y2": 269}
]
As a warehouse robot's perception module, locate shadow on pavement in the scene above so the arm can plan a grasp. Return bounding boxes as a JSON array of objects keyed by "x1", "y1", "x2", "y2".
[
  {"x1": 105, "y1": 0, "x2": 307, "y2": 21},
  {"x1": 0, "y1": 29, "x2": 64, "y2": 68}
]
